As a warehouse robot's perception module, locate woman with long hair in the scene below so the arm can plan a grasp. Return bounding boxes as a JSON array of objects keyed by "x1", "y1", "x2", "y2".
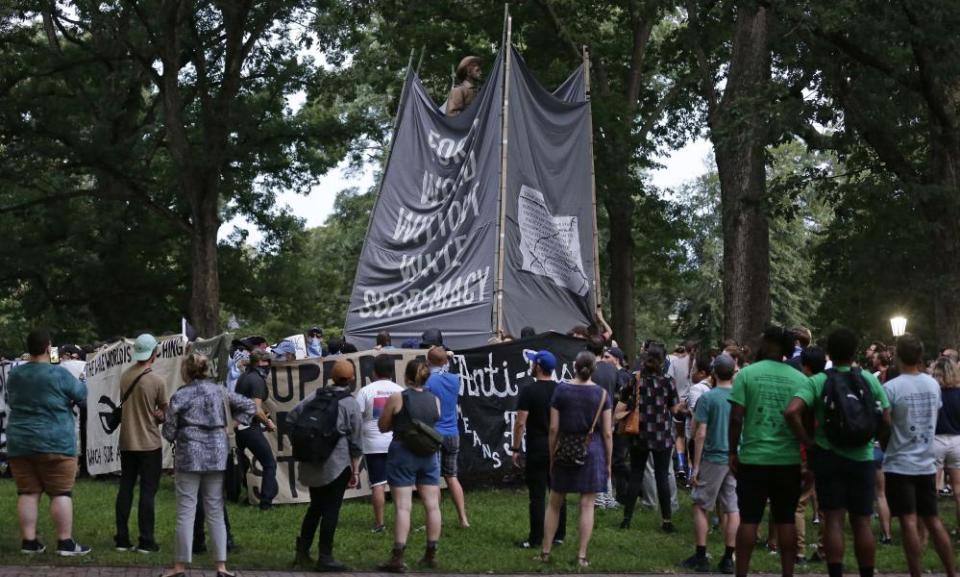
[
  {"x1": 539, "y1": 351, "x2": 613, "y2": 568},
  {"x1": 377, "y1": 359, "x2": 443, "y2": 572},
  {"x1": 932, "y1": 356, "x2": 960, "y2": 529},
  {"x1": 618, "y1": 342, "x2": 681, "y2": 532},
  {"x1": 161, "y1": 353, "x2": 255, "y2": 577}
]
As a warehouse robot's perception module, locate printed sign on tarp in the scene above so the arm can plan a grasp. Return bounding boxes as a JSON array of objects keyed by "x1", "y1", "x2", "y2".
[
  {"x1": 344, "y1": 53, "x2": 505, "y2": 350},
  {"x1": 501, "y1": 48, "x2": 595, "y2": 338},
  {"x1": 84, "y1": 333, "x2": 233, "y2": 475}
]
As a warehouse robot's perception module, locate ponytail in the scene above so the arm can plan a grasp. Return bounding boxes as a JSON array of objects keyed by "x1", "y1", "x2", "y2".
[{"x1": 574, "y1": 351, "x2": 596, "y2": 381}]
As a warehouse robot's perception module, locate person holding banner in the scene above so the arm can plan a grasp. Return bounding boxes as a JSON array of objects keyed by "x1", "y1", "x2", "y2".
[
  {"x1": 7, "y1": 328, "x2": 90, "y2": 556},
  {"x1": 287, "y1": 359, "x2": 363, "y2": 572},
  {"x1": 234, "y1": 349, "x2": 278, "y2": 511},
  {"x1": 378, "y1": 359, "x2": 443, "y2": 572},
  {"x1": 161, "y1": 353, "x2": 255, "y2": 577}
]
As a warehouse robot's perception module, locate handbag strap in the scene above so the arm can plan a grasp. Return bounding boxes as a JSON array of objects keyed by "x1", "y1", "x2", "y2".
[
  {"x1": 584, "y1": 388, "x2": 607, "y2": 442},
  {"x1": 119, "y1": 368, "x2": 151, "y2": 407}
]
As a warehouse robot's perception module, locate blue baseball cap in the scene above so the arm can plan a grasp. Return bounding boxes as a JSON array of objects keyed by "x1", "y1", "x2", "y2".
[{"x1": 524, "y1": 350, "x2": 557, "y2": 372}]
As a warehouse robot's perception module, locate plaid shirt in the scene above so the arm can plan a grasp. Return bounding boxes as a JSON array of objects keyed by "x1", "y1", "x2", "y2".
[{"x1": 619, "y1": 371, "x2": 679, "y2": 450}]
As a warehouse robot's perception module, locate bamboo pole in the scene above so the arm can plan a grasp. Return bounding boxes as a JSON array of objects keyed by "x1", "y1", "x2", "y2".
[
  {"x1": 583, "y1": 45, "x2": 603, "y2": 311},
  {"x1": 493, "y1": 6, "x2": 513, "y2": 339}
]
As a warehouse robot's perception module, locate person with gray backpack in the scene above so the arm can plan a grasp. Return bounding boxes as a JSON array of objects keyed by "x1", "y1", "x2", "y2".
[
  {"x1": 785, "y1": 327, "x2": 891, "y2": 577},
  {"x1": 377, "y1": 359, "x2": 442, "y2": 573}
]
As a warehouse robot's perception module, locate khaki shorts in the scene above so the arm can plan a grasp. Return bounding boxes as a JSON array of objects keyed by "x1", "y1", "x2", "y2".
[
  {"x1": 691, "y1": 460, "x2": 738, "y2": 513},
  {"x1": 934, "y1": 435, "x2": 960, "y2": 470},
  {"x1": 10, "y1": 454, "x2": 78, "y2": 496}
]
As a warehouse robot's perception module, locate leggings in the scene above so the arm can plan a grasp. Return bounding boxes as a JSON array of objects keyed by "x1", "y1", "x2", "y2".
[{"x1": 300, "y1": 467, "x2": 351, "y2": 549}]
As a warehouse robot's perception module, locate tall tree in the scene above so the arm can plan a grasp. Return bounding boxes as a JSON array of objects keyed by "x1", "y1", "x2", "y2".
[
  {"x1": 792, "y1": 0, "x2": 960, "y2": 346},
  {"x1": 684, "y1": 0, "x2": 775, "y2": 345},
  {"x1": 1, "y1": 2, "x2": 360, "y2": 336}
]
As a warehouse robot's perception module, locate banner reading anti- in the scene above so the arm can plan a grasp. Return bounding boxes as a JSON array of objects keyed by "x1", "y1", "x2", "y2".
[
  {"x1": 84, "y1": 333, "x2": 233, "y2": 475},
  {"x1": 248, "y1": 332, "x2": 586, "y2": 504}
]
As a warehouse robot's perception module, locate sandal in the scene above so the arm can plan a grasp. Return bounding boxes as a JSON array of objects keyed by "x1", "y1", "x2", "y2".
[
  {"x1": 577, "y1": 556, "x2": 590, "y2": 569},
  {"x1": 534, "y1": 551, "x2": 551, "y2": 563}
]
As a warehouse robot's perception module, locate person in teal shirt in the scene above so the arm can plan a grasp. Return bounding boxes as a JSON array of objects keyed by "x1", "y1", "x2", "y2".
[
  {"x1": 785, "y1": 327, "x2": 891, "y2": 577},
  {"x1": 7, "y1": 328, "x2": 90, "y2": 557}
]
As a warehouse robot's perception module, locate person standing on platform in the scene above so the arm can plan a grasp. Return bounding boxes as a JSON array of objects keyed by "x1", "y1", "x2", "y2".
[
  {"x1": 424, "y1": 346, "x2": 469, "y2": 528},
  {"x1": 445, "y1": 56, "x2": 482, "y2": 117}
]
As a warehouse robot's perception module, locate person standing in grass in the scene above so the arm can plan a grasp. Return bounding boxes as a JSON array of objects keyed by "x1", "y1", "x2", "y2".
[
  {"x1": 7, "y1": 328, "x2": 90, "y2": 557},
  {"x1": 512, "y1": 349, "x2": 566, "y2": 549},
  {"x1": 618, "y1": 343, "x2": 680, "y2": 533},
  {"x1": 378, "y1": 359, "x2": 443, "y2": 572},
  {"x1": 728, "y1": 325, "x2": 808, "y2": 577},
  {"x1": 423, "y1": 345, "x2": 470, "y2": 528},
  {"x1": 288, "y1": 359, "x2": 363, "y2": 572},
  {"x1": 115, "y1": 333, "x2": 168, "y2": 554},
  {"x1": 784, "y1": 327, "x2": 891, "y2": 577},
  {"x1": 539, "y1": 351, "x2": 612, "y2": 569},
  {"x1": 161, "y1": 352, "x2": 255, "y2": 577},
  {"x1": 881, "y1": 334, "x2": 957, "y2": 577},
  {"x1": 357, "y1": 354, "x2": 404, "y2": 533},
  {"x1": 681, "y1": 353, "x2": 739, "y2": 574}
]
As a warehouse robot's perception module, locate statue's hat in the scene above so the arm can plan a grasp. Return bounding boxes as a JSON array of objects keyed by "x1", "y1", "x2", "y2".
[{"x1": 456, "y1": 55, "x2": 482, "y2": 80}]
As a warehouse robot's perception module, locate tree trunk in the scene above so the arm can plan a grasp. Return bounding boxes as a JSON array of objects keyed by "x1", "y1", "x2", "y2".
[
  {"x1": 188, "y1": 181, "x2": 221, "y2": 338},
  {"x1": 710, "y1": 2, "x2": 772, "y2": 346},
  {"x1": 927, "y1": 138, "x2": 960, "y2": 347},
  {"x1": 607, "y1": 206, "x2": 637, "y2": 359}
]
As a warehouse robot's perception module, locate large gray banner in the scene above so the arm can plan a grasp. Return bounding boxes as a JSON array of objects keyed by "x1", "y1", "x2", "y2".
[
  {"x1": 501, "y1": 49, "x2": 594, "y2": 337},
  {"x1": 345, "y1": 54, "x2": 504, "y2": 350}
]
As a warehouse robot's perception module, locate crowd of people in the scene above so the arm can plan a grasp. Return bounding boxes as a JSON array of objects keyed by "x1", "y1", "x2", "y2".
[{"x1": 4, "y1": 322, "x2": 960, "y2": 577}]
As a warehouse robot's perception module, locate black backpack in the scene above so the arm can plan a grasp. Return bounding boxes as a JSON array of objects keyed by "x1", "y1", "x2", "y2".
[
  {"x1": 821, "y1": 367, "x2": 881, "y2": 448},
  {"x1": 292, "y1": 389, "x2": 352, "y2": 463}
]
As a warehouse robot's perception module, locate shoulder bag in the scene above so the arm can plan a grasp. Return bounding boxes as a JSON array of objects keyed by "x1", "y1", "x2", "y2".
[{"x1": 554, "y1": 388, "x2": 607, "y2": 467}]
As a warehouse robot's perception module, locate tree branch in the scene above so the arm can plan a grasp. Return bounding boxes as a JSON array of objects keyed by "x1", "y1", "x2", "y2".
[
  {"x1": 683, "y1": 0, "x2": 720, "y2": 120},
  {"x1": 533, "y1": 0, "x2": 584, "y2": 63},
  {"x1": 625, "y1": 1, "x2": 654, "y2": 117}
]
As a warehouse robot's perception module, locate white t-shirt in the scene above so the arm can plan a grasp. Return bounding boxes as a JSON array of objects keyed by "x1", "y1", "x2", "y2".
[
  {"x1": 685, "y1": 380, "x2": 711, "y2": 439},
  {"x1": 357, "y1": 379, "x2": 404, "y2": 454},
  {"x1": 667, "y1": 354, "x2": 694, "y2": 398},
  {"x1": 883, "y1": 373, "x2": 941, "y2": 475}
]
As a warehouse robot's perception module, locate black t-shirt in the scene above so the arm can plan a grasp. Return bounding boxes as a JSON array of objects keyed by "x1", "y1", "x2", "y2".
[
  {"x1": 235, "y1": 370, "x2": 268, "y2": 402},
  {"x1": 517, "y1": 379, "x2": 558, "y2": 457},
  {"x1": 592, "y1": 361, "x2": 619, "y2": 398}
]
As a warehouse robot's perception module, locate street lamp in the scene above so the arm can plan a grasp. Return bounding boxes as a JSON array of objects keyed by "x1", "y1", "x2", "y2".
[{"x1": 890, "y1": 316, "x2": 907, "y2": 338}]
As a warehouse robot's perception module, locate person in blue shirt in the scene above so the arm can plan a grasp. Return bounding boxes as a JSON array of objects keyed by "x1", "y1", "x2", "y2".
[
  {"x1": 7, "y1": 328, "x2": 90, "y2": 556},
  {"x1": 424, "y1": 345, "x2": 469, "y2": 528}
]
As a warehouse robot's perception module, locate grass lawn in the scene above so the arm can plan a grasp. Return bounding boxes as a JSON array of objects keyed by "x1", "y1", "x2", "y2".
[{"x1": 0, "y1": 475, "x2": 956, "y2": 573}]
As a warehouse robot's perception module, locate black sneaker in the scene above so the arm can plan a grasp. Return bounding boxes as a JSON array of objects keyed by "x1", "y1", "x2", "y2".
[
  {"x1": 679, "y1": 554, "x2": 710, "y2": 572},
  {"x1": 661, "y1": 521, "x2": 677, "y2": 534},
  {"x1": 717, "y1": 556, "x2": 735, "y2": 574},
  {"x1": 115, "y1": 536, "x2": 134, "y2": 552},
  {"x1": 515, "y1": 540, "x2": 534, "y2": 549},
  {"x1": 56, "y1": 539, "x2": 91, "y2": 557},
  {"x1": 137, "y1": 541, "x2": 160, "y2": 554},
  {"x1": 21, "y1": 539, "x2": 45, "y2": 554},
  {"x1": 371, "y1": 525, "x2": 386, "y2": 534},
  {"x1": 879, "y1": 535, "x2": 893, "y2": 546},
  {"x1": 552, "y1": 538, "x2": 564, "y2": 545}
]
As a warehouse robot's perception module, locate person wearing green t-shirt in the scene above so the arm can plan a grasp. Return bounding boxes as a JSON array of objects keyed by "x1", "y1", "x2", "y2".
[
  {"x1": 728, "y1": 326, "x2": 808, "y2": 577},
  {"x1": 785, "y1": 328, "x2": 890, "y2": 577}
]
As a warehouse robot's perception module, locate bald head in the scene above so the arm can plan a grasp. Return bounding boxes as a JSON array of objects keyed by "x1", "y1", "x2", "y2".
[{"x1": 427, "y1": 346, "x2": 448, "y2": 367}]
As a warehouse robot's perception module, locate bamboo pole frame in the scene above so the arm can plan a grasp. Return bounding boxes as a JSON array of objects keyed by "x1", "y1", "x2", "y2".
[
  {"x1": 583, "y1": 45, "x2": 603, "y2": 311},
  {"x1": 493, "y1": 5, "x2": 513, "y2": 339}
]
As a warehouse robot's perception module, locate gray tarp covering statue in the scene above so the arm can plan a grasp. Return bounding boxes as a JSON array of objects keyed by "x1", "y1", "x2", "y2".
[{"x1": 345, "y1": 47, "x2": 596, "y2": 350}]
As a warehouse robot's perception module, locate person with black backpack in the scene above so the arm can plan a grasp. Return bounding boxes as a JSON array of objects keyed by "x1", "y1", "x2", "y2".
[
  {"x1": 377, "y1": 359, "x2": 442, "y2": 573},
  {"x1": 286, "y1": 359, "x2": 362, "y2": 572},
  {"x1": 785, "y1": 327, "x2": 891, "y2": 577}
]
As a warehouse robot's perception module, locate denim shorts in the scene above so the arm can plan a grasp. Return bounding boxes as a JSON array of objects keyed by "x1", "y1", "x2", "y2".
[{"x1": 386, "y1": 440, "x2": 440, "y2": 488}]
